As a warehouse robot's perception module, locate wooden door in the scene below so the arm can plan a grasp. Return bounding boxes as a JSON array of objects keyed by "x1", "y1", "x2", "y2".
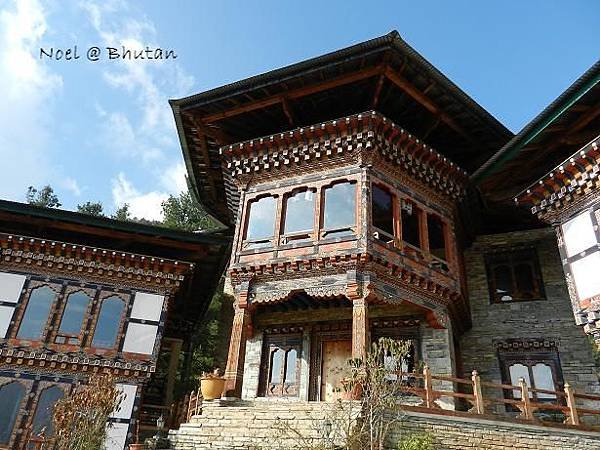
[{"x1": 320, "y1": 340, "x2": 352, "y2": 401}]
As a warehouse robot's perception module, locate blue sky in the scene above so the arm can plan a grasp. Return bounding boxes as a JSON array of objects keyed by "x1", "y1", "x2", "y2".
[{"x1": 0, "y1": 0, "x2": 598, "y2": 220}]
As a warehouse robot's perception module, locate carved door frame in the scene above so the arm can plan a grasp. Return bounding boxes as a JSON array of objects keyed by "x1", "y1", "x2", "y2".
[{"x1": 309, "y1": 326, "x2": 352, "y2": 401}]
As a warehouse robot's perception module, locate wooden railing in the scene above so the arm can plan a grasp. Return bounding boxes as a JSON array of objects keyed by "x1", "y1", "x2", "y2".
[
  {"x1": 172, "y1": 367, "x2": 600, "y2": 431},
  {"x1": 397, "y1": 366, "x2": 600, "y2": 428}
]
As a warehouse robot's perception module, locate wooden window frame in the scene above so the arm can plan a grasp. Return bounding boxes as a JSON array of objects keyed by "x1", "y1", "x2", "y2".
[
  {"x1": 498, "y1": 347, "x2": 564, "y2": 404},
  {"x1": 371, "y1": 183, "x2": 397, "y2": 245},
  {"x1": 241, "y1": 194, "x2": 279, "y2": 250},
  {"x1": 52, "y1": 287, "x2": 95, "y2": 346},
  {"x1": 280, "y1": 188, "x2": 317, "y2": 245},
  {"x1": 485, "y1": 248, "x2": 546, "y2": 304},
  {"x1": 259, "y1": 334, "x2": 302, "y2": 398},
  {"x1": 320, "y1": 180, "x2": 359, "y2": 240},
  {"x1": 11, "y1": 281, "x2": 61, "y2": 343}
]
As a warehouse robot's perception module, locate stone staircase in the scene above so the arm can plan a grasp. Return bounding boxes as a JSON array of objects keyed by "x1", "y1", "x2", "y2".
[{"x1": 168, "y1": 399, "x2": 356, "y2": 450}]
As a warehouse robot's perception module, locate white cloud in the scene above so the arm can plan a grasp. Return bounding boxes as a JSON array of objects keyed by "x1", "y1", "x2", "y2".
[
  {"x1": 80, "y1": 0, "x2": 195, "y2": 164},
  {"x1": 161, "y1": 162, "x2": 188, "y2": 194},
  {"x1": 61, "y1": 177, "x2": 82, "y2": 197},
  {"x1": 0, "y1": 0, "x2": 63, "y2": 201},
  {"x1": 112, "y1": 172, "x2": 168, "y2": 221}
]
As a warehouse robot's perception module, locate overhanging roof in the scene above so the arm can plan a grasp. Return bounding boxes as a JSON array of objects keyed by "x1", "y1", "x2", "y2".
[
  {"x1": 171, "y1": 30, "x2": 513, "y2": 227},
  {"x1": 473, "y1": 59, "x2": 600, "y2": 202}
]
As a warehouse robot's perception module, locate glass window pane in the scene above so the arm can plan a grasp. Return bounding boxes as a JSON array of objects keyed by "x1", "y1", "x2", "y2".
[
  {"x1": 515, "y1": 264, "x2": 535, "y2": 297},
  {"x1": 284, "y1": 191, "x2": 315, "y2": 234},
  {"x1": 269, "y1": 349, "x2": 283, "y2": 384},
  {"x1": 401, "y1": 201, "x2": 420, "y2": 248},
  {"x1": 0, "y1": 272, "x2": 26, "y2": 303},
  {"x1": 427, "y1": 215, "x2": 446, "y2": 260},
  {"x1": 493, "y1": 265, "x2": 513, "y2": 301},
  {"x1": 509, "y1": 363, "x2": 531, "y2": 398},
  {"x1": 58, "y1": 291, "x2": 90, "y2": 335},
  {"x1": 17, "y1": 286, "x2": 56, "y2": 340},
  {"x1": 0, "y1": 306, "x2": 15, "y2": 338},
  {"x1": 562, "y1": 212, "x2": 597, "y2": 257},
  {"x1": 31, "y1": 386, "x2": 64, "y2": 436},
  {"x1": 246, "y1": 197, "x2": 277, "y2": 241},
  {"x1": 532, "y1": 363, "x2": 556, "y2": 399},
  {"x1": 130, "y1": 292, "x2": 164, "y2": 322},
  {"x1": 285, "y1": 349, "x2": 297, "y2": 384},
  {"x1": 122, "y1": 323, "x2": 158, "y2": 355},
  {"x1": 0, "y1": 382, "x2": 25, "y2": 444},
  {"x1": 323, "y1": 183, "x2": 356, "y2": 230},
  {"x1": 372, "y1": 185, "x2": 394, "y2": 236},
  {"x1": 92, "y1": 296, "x2": 124, "y2": 349},
  {"x1": 571, "y1": 252, "x2": 600, "y2": 300},
  {"x1": 111, "y1": 384, "x2": 137, "y2": 419}
]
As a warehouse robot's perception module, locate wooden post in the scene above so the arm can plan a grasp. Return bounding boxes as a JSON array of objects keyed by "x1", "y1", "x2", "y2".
[
  {"x1": 519, "y1": 378, "x2": 533, "y2": 420},
  {"x1": 187, "y1": 391, "x2": 195, "y2": 421},
  {"x1": 423, "y1": 365, "x2": 434, "y2": 408},
  {"x1": 351, "y1": 295, "x2": 369, "y2": 360},
  {"x1": 564, "y1": 383, "x2": 580, "y2": 426},
  {"x1": 224, "y1": 305, "x2": 252, "y2": 398},
  {"x1": 471, "y1": 370, "x2": 485, "y2": 414}
]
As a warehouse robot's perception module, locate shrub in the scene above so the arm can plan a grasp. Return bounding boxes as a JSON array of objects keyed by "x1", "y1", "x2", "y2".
[{"x1": 397, "y1": 432, "x2": 435, "y2": 450}]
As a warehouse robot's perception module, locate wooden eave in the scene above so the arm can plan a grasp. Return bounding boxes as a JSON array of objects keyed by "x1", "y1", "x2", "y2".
[
  {"x1": 171, "y1": 30, "x2": 512, "y2": 227},
  {"x1": 475, "y1": 60, "x2": 600, "y2": 203},
  {"x1": 514, "y1": 135, "x2": 600, "y2": 219}
]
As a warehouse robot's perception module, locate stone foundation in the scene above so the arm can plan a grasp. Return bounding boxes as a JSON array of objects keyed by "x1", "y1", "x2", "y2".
[{"x1": 169, "y1": 401, "x2": 600, "y2": 450}]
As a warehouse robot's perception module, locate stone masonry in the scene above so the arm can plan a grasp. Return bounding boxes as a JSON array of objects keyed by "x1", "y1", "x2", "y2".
[{"x1": 460, "y1": 228, "x2": 600, "y2": 409}]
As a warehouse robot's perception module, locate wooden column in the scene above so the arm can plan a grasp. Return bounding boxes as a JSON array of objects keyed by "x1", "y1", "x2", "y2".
[
  {"x1": 224, "y1": 305, "x2": 252, "y2": 398},
  {"x1": 351, "y1": 296, "x2": 369, "y2": 360}
]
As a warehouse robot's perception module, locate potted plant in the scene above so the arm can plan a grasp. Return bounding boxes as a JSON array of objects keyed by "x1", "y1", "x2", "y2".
[
  {"x1": 128, "y1": 421, "x2": 146, "y2": 449},
  {"x1": 200, "y1": 368, "x2": 226, "y2": 400}
]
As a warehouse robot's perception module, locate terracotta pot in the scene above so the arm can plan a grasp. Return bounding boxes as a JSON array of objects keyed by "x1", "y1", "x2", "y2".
[
  {"x1": 129, "y1": 444, "x2": 146, "y2": 450},
  {"x1": 341, "y1": 379, "x2": 363, "y2": 400},
  {"x1": 200, "y1": 376, "x2": 226, "y2": 400}
]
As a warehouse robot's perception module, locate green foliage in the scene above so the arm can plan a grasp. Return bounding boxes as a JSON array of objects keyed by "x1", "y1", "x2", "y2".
[
  {"x1": 26, "y1": 185, "x2": 61, "y2": 208},
  {"x1": 161, "y1": 190, "x2": 217, "y2": 232},
  {"x1": 77, "y1": 201, "x2": 105, "y2": 217},
  {"x1": 111, "y1": 203, "x2": 131, "y2": 221},
  {"x1": 397, "y1": 432, "x2": 435, "y2": 450}
]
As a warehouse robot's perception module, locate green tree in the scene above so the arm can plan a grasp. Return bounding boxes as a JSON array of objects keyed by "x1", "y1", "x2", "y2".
[
  {"x1": 111, "y1": 203, "x2": 131, "y2": 221},
  {"x1": 161, "y1": 191, "x2": 216, "y2": 232},
  {"x1": 77, "y1": 201, "x2": 105, "y2": 217},
  {"x1": 26, "y1": 185, "x2": 61, "y2": 208}
]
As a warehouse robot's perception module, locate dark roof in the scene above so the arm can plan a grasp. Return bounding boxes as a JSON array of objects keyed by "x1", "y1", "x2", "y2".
[
  {"x1": 473, "y1": 59, "x2": 600, "y2": 202},
  {"x1": 0, "y1": 199, "x2": 231, "y2": 337},
  {"x1": 171, "y1": 30, "x2": 513, "y2": 227}
]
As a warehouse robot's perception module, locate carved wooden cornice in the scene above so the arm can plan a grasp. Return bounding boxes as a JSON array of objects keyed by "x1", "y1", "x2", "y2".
[
  {"x1": 220, "y1": 111, "x2": 468, "y2": 199},
  {"x1": 0, "y1": 233, "x2": 193, "y2": 289},
  {"x1": 0, "y1": 347, "x2": 154, "y2": 380},
  {"x1": 515, "y1": 136, "x2": 600, "y2": 222}
]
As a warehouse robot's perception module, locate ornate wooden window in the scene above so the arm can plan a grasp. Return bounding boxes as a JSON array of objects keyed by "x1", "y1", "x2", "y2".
[
  {"x1": 485, "y1": 248, "x2": 545, "y2": 303},
  {"x1": 244, "y1": 196, "x2": 278, "y2": 249},
  {"x1": 498, "y1": 345, "x2": 564, "y2": 404},
  {"x1": 55, "y1": 291, "x2": 91, "y2": 345},
  {"x1": 0, "y1": 381, "x2": 25, "y2": 445},
  {"x1": 372, "y1": 184, "x2": 395, "y2": 244},
  {"x1": 322, "y1": 181, "x2": 357, "y2": 239},
  {"x1": 91, "y1": 296, "x2": 125, "y2": 349},
  {"x1": 259, "y1": 335, "x2": 302, "y2": 397},
  {"x1": 16, "y1": 286, "x2": 56, "y2": 340},
  {"x1": 560, "y1": 209, "x2": 600, "y2": 302},
  {"x1": 30, "y1": 385, "x2": 64, "y2": 438},
  {"x1": 281, "y1": 189, "x2": 316, "y2": 244},
  {"x1": 427, "y1": 214, "x2": 447, "y2": 262},
  {"x1": 400, "y1": 199, "x2": 421, "y2": 249}
]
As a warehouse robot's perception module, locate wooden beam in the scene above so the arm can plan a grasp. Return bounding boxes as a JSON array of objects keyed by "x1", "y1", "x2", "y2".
[
  {"x1": 383, "y1": 67, "x2": 473, "y2": 142},
  {"x1": 371, "y1": 74, "x2": 386, "y2": 109},
  {"x1": 201, "y1": 65, "x2": 385, "y2": 123},
  {"x1": 282, "y1": 97, "x2": 296, "y2": 126}
]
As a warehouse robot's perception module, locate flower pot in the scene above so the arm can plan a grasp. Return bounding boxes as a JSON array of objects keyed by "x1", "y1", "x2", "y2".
[
  {"x1": 129, "y1": 444, "x2": 146, "y2": 450},
  {"x1": 340, "y1": 379, "x2": 363, "y2": 400},
  {"x1": 200, "y1": 376, "x2": 226, "y2": 400}
]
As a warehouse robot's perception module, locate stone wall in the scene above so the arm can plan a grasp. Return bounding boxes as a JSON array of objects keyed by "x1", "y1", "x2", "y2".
[
  {"x1": 460, "y1": 228, "x2": 600, "y2": 407},
  {"x1": 388, "y1": 410, "x2": 600, "y2": 450},
  {"x1": 170, "y1": 401, "x2": 600, "y2": 450}
]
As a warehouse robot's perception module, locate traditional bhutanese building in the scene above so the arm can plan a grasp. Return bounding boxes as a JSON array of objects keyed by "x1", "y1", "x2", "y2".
[
  {"x1": 0, "y1": 199, "x2": 229, "y2": 450},
  {"x1": 167, "y1": 31, "x2": 600, "y2": 448},
  {"x1": 510, "y1": 62, "x2": 600, "y2": 344}
]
